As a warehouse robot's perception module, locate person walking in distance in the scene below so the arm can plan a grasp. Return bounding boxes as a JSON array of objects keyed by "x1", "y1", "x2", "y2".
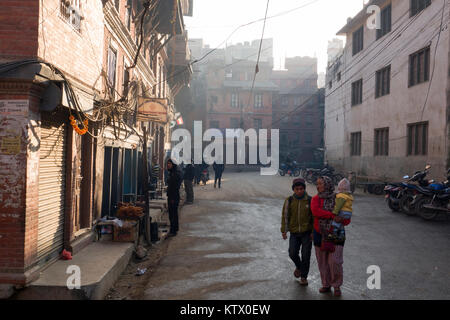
[
  {"x1": 213, "y1": 161, "x2": 225, "y2": 189},
  {"x1": 281, "y1": 178, "x2": 313, "y2": 285},
  {"x1": 183, "y1": 161, "x2": 195, "y2": 204},
  {"x1": 166, "y1": 159, "x2": 182, "y2": 237}
]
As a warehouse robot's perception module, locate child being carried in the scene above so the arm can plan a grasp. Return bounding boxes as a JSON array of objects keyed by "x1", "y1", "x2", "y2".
[{"x1": 330, "y1": 178, "x2": 353, "y2": 241}]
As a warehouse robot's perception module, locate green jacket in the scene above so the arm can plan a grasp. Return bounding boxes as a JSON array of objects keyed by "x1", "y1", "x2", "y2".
[{"x1": 281, "y1": 193, "x2": 313, "y2": 234}]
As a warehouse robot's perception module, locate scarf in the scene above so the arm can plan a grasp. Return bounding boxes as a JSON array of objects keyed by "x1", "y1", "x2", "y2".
[
  {"x1": 318, "y1": 176, "x2": 336, "y2": 235},
  {"x1": 318, "y1": 176, "x2": 336, "y2": 211}
]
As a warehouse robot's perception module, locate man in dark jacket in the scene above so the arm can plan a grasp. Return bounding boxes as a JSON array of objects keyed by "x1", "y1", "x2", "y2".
[
  {"x1": 166, "y1": 159, "x2": 182, "y2": 237},
  {"x1": 281, "y1": 178, "x2": 313, "y2": 285},
  {"x1": 213, "y1": 162, "x2": 225, "y2": 188},
  {"x1": 183, "y1": 161, "x2": 195, "y2": 204}
]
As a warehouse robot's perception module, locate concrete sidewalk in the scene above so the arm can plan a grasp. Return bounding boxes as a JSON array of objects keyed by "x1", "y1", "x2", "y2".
[{"x1": 14, "y1": 242, "x2": 134, "y2": 300}]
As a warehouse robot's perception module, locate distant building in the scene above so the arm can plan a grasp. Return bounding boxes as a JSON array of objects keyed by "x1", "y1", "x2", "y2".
[
  {"x1": 327, "y1": 38, "x2": 344, "y2": 63},
  {"x1": 325, "y1": 0, "x2": 450, "y2": 180},
  {"x1": 271, "y1": 57, "x2": 324, "y2": 164}
]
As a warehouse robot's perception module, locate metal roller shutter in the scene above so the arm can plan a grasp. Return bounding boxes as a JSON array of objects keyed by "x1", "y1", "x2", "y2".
[{"x1": 37, "y1": 120, "x2": 67, "y2": 263}]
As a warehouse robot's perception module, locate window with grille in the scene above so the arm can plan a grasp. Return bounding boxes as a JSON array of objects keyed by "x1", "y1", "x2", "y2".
[
  {"x1": 377, "y1": 4, "x2": 392, "y2": 40},
  {"x1": 374, "y1": 128, "x2": 389, "y2": 156},
  {"x1": 230, "y1": 118, "x2": 239, "y2": 128},
  {"x1": 210, "y1": 121, "x2": 220, "y2": 129},
  {"x1": 351, "y1": 79, "x2": 363, "y2": 106},
  {"x1": 409, "y1": 46, "x2": 430, "y2": 87},
  {"x1": 231, "y1": 93, "x2": 239, "y2": 108},
  {"x1": 376, "y1": 65, "x2": 391, "y2": 98},
  {"x1": 253, "y1": 119, "x2": 262, "y2": 130},
  {"x1": 352, "y1": 26, "x2": 364, "y2": 56},
  {"x1": 411, "y1": 0, "x2": 431, "y2": 17},
  {"x1": 407, "y1": 122, "x2": 428, "y2": 156},
  {"x1": 60, "y1": 0, "x2": 83, "y2": 32},
  {"x1": 254, "y1": 94, "x2": 263, "y2": 108},
  {"x1": 351, "y1": 132, "x2": 362, "y2": 156}
]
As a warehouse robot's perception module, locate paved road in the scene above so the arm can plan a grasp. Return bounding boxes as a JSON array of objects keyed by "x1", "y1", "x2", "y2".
[{"x1": 142, "y1": 172, "x2": 450, "y2": 300}]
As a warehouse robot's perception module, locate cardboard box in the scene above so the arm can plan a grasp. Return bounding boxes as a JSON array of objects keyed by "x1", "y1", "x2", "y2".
[{"x1": 113, "y1": 220, "x2": 138, "y2": 243}]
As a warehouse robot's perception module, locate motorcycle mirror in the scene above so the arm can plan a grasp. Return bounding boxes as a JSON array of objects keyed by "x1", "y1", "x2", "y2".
[{"x1": 425, "y1": 164, "x2": 431, "y2": 170}]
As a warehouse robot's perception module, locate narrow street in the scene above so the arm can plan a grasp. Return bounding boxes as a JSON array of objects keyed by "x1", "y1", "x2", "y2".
[{"x1": 140, "y1": 172, "x2": 450, "y2": 300}]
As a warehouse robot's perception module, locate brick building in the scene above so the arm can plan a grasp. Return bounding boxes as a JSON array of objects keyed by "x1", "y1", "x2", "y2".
[
  {"x1": 271, "y1": 57, "x2": 324, "y2": 164},
  {"x1": 0, "y1": 0, "x2": 192, "y2": 289}
]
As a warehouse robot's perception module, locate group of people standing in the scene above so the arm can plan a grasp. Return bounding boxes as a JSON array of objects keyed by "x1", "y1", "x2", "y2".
[
  {"x1": 281, "y1": 176, "x2": 353, "y2": 297},
  {"x1": 164, "y1": 158, "x2": 226, "y2": 237}
]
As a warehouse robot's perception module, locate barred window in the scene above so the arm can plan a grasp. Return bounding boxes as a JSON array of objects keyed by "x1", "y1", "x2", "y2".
[
  {"x1": 253, "y1": 119, "x2": 262, "y2": 130},
  {"x1": 407, "y1": 122, "x2": 428, "y2": 156},
  {"x1": 374, "y1": 128, "x2": 389, "y2": 156},
  {"x1": 376, "y1": 65, "x2": 391, "y2": 98},
  {"x1": 254, "y1": 94, "x2": 263, "y2": 108},
  {"x1": 377, "y1": 4, "x2": 392, "y2": 40},
  {"x1": 351, "y1": 132, "x2": 362, "y2": 156},
  {"x1": 411, "y1": 0, "x2": 431, "y2": 17},
  {"x1": 409, "y1": 46, "x2": 430, "y2": 87},
  {"x1": 351, "y1": 79, "x2": 363, "y2": 106},
  {"x1": 352, "y1": 26, "x2": 364, "y2": 56},
  {"x1": 60, "y1": 0, "x2": 83, "y2": 32},
  {"x1": 231, "y1": 93, "x2": 239, "y2": 108}
]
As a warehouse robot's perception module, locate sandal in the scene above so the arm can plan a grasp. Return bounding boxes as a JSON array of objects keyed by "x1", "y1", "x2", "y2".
[
  {"x1": 319, "y1": 287, "x2": 331, "y2": 293},
  {"x1": 334, "y1": 288, "x2": 342, "y2": 297}
]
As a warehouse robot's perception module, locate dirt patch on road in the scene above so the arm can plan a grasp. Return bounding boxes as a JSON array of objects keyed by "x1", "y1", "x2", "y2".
[{"x1": 105, "y1": 239, "x2": 171, "y2": 300}]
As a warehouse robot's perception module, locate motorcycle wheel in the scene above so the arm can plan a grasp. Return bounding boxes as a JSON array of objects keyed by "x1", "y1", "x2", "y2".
[
  {"x1": 279, "y1": 170, "x2": 286, "y2": 177},
  {"x1": 387, "y1": 197, "x2": 400, "y2": 212},
  {"x1": 293, "y1": 169, "x2": 301, "y2": 177},
  {"x1": 415, "y1": 197, "x2": 438, "y2": 221},
  {"x1": 300, "y1": 169, "x2": 306, "y2": 178},
  {"x1": 399, "y1": 194, "x2": 416, "y2": 216}
]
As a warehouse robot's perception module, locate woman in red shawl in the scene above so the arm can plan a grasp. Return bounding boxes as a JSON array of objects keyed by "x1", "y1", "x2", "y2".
[{"x1": 311, "y1": 176, "x2": 351, "y2": 297}]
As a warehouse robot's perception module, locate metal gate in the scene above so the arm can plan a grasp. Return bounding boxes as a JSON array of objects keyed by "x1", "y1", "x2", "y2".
[{"x1": 37, "y1": 120, "x2": 67, "y2": 264}]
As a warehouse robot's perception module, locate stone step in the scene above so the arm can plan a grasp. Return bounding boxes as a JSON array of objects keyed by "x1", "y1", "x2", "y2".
[{"x1": 14, "y1": 242, "x2": 133, "y2": 300}]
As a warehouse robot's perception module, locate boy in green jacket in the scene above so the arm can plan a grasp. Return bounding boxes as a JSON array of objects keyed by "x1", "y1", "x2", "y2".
[{"x1": 281, "y1": 178, "x2": 313, "y2": 285}]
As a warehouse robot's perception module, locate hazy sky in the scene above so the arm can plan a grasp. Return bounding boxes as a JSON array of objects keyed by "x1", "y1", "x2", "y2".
[{"x1": 184, "y1": 0, "x2": 366, "y2": 73}]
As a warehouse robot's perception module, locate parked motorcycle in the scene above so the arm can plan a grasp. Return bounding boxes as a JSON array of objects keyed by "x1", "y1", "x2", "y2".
[
  {"x1": 305, "y1": 165, "x2": 343, "y2": 185},
  {"x1": 398, "y1": 165, "x2": 432, "y2": 216},
  {"x1": 279, "y1": 162, "x2": 300, "y2": 177},
  {"x1": 384, "y1": 182, "x2": 404, "y2": 212},
  {"x1": 412, "y1": 169, "x2": 450, "y2": 220}
]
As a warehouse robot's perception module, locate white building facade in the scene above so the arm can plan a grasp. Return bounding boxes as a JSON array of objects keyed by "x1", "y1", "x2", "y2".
[{"x1": 325, "y1": 0, "x2": 450, "y2": 180}]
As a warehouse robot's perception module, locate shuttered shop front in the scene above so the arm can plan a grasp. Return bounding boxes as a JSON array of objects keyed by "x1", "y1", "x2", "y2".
[{"x1": 37, "y1": 120, "x2": 67, "y2": 264}]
